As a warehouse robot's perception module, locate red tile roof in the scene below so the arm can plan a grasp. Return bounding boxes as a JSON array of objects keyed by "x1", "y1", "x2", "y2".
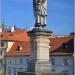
[
  {"x1": 1, "y1": 30, "x2": 74, "y2": 56},
  {"x1": 0, "y1": 29, "x2": 30, "y2": 42},
  {"x1": 9, "y1": 30, "x2": 30, "y2": 42},
  {"x1": 1, "y1": 29, "x2": 31, "y2": 56},
  {"x1": 49, "y1": 36, "x2": 74, "y2": 55},
  {"x1": 5, "y1": 41, "x2": 30, "y2": 56}
]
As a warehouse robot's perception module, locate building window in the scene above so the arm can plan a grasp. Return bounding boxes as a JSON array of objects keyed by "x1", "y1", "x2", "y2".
[
  {"x1": 20, "y1": 58, "x2": 23, "y2": 64},
  {"x1": 63, "y1": 70, "x2": 68, "y2": 75},
  {"x1": 63, "y1": 43, "x2": 68, "y2": 49},
  {"x1": 13, "y1": 68, "x2": 16, "y2": 75},
  {"x1": 51, "y1": 58, "x2": 55, "y2": 65},
  {"x1": 52, "y1": 68, "x2": 55, "y2": 71},
  {"x1": 19, "y1": 68, "x2": 23, "y2": 71},
  {"x1": 16, "y1": 46, "x2": 22, "y2": 51},
  {"x1": 64, "y1": 58, "x2": 68, "y2": 65},
  {"x1": 8, "y1": 59, "x2": 11, "y2": 64},
  {"x1": 8, "y1": 70, "x2": 11, "y2": 75},
  {"x1": 14, "y1": 70, "x2": 16, "y2": 75},
  {"x1": 1, "y1": 42, "x2": 4, "y2": 47},
  {"x1": 15, "y1": 59, "x2": 16, "y2": 64},
  {"x1": 64, "y1": 73, "x2": 68, "y2": 75}
]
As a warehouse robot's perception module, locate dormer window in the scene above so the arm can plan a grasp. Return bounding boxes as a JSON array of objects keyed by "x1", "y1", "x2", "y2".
[
  {"x1": 63, "y1": 43, "x2": 69, "y2": 49},
  {"x1": 16, "y1": 46, "x2": 22, "y2": 51}
]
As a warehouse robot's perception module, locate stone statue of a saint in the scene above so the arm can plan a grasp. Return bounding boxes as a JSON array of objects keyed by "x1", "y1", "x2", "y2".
[{"x1": 33, "y1": 0, "x2": 47, "y2": 27}]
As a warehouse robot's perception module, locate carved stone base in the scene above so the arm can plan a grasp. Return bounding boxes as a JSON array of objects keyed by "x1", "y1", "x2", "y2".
[{"x1": 35, "y1": 61, "x2": 52, "y2": 74}]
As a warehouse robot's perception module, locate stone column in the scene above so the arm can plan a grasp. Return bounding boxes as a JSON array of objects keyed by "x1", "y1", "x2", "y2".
[
  {"x1": 28, "y1": 29, "x2": 63, "y2": 75},
  {"x1": 35, "y1": 32, "x2": 52, "y2": 74},
  {"x1": 28, "y1": 30, "x2": 52, "y2": 74}
]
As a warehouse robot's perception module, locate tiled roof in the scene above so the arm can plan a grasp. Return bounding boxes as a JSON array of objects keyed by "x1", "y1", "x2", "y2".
[
  {"x1": 9, "y1": 30, "x2": 30, "y2": 42},
  {"x1": 5, "y1": 41, "x2": 30, "y2": 56},
  {"x1": 1, "y1": 29, "x2": 74, "y2": 56},
  {"x1": 50, "y1": 36, "x2": 74, "y2": 55},
  {"x1": 0, "y1": 31, "x2": 11, "y2": 40},
  {"x1": 1, "y1": 29, "x2": 31, "y2": 56},
  {"x1": 0, "y1": 29, "x2": 30, "y2": 42}
]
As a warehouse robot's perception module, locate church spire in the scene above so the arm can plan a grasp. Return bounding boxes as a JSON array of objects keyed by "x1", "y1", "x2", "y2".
[{"x1": 1, "y1": 19, "x2": 7, "y2": 31}]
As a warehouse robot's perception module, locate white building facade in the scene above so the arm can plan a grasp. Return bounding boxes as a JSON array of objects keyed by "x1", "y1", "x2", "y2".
[
  {"x1": 5, "y1": 56, "x2": 29, "y2": 75},
  {"x1": 50, "y1": 56, "x2": 74, "y2": 75}
]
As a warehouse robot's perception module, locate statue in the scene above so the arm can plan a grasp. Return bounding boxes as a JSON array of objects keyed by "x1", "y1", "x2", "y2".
[{"x1": 33, "y1": 0, "x2": 47, "y2": 27}]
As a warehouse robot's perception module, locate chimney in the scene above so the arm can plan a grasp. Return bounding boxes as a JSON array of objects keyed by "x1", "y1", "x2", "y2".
[{"x1": 11, "y1": 26, "x2": 15, "y2": 32}]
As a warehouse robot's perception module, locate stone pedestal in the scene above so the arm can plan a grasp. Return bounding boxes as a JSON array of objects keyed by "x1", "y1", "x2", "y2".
[
  {"x1": 28, "y1": 28, "x2": 63, "y2": 75},
  {"x1": 35, "y1": 61, "x2": 51, "y2": 75},
  {"x1": 28, "y1": 29, "x2": 52, "y2": 72}
]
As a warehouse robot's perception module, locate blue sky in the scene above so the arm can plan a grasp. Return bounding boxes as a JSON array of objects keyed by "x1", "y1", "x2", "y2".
[{"x1": 1, "y1": 0, "x2": 74, "y2": 35}]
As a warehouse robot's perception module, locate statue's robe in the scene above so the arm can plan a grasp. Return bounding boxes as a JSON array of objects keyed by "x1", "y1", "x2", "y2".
[{"x1": 33, "y1": 0, "x2": 47, "y2": 26}]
